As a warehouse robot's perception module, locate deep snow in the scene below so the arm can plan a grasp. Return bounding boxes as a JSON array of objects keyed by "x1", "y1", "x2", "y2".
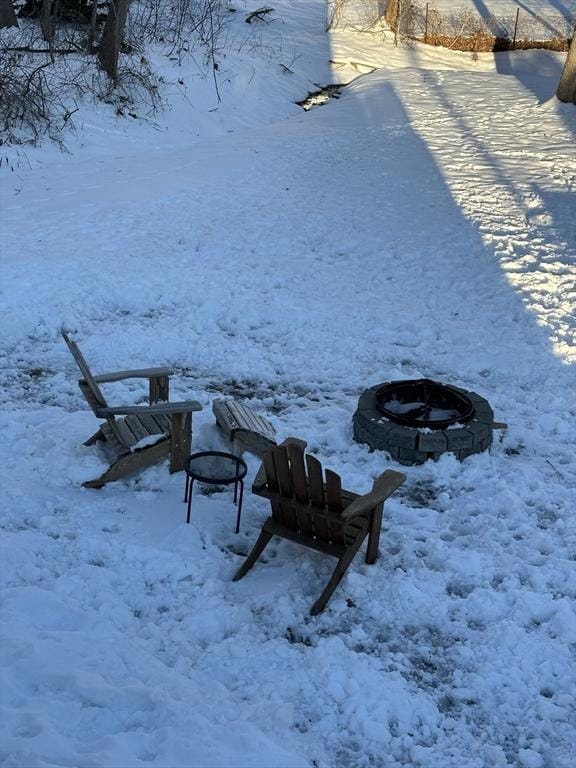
[{"x1": 1, "y1": 2, "x2": 575, "y2": 767}]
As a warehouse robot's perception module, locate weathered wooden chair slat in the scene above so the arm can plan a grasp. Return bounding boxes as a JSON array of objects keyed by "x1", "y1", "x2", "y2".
[
  {"x1": 100, "y1": 422, "x2": 123, "y2": 452},
  {"x1": 262, "y1": 451, "x2": 279, "y2": 492},
  {"x1": 62, "y1": 329, "x2": 202, "y2": 488},
  {"x1": 113, "y1": 418, "x2": 138, "y2": 449},
  {"x1": 137, "y1": 413, "x2": 167, "y2": 436},
  {"x1": 124, "y1": 415, "x2": 149, "y2": 443},
  {"x1": 234, "y1": 438, "x2": 406, "y2": 615},
  {"x1": 306, "y1": 454, "x2": 325, "y2": 507},
  {"x1": 287, "y1": 442, "x2": 310, "y2": 534},
  {"x1": 79, "y1": 382, "x2": 106, "y2": 412},
  {"x1": 288, "y1": 443, "x2": 308, "y2": 502},
  {"x1": 275, "y1": 445, "x2": 293, "y2": 498}
]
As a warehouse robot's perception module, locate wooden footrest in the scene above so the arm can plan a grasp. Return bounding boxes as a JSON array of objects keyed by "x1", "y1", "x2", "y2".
[{"x1": 213, "y1": 399, "x2": 277, "y2": 457}]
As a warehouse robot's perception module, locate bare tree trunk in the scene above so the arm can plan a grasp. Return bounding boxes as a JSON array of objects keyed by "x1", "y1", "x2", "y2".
[
  {"x1": 0, "y1": 0, "x2": 18, "y2": 28},
  {"x1": 87, "y1": 0, "x2": 98, "y2": 51},
  {"x1": 557, "y1": 35, "x2": 576, "y2": 104},
  {"x1": 40, "y1": 0, "x2": 53, "y2": 41},
  {"x1": 40, "y1": 0, "x2": 59, "y2": 51},
  {"x1": 98, "y1": 0, "x2": 130, "y2": 81}
]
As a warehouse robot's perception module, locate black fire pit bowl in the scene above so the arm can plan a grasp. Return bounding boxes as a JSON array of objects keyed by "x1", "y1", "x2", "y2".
[
  {"x1": 375, "y1": 378, "x2": 475, "y2": 430},
  {"x1": 353, "y1": 379, "x2": 494, "y2": 465}
]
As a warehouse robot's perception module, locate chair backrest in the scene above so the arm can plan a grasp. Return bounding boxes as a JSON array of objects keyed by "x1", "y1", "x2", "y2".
[
  {"x1": 261, "y1": 443, "x2": 347, "y2": 545},
  {"x1": 61, "y1": 330, "x2": 131, "y2": 449},
  {"x1": 61, "y1": 329, "x2": 109, "y2": 413}
]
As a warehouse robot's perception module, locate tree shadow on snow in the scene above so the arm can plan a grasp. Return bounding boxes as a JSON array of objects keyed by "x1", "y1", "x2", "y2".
[
  {"x1": 494, "y1": 49, "x2": 571, "y2": 112},
  {"x1": 297, "y1": 73, "x2": 571, "y2": 392},
  {"x1": 532, "y1": 187, "x2": 576, "y2": 251}
]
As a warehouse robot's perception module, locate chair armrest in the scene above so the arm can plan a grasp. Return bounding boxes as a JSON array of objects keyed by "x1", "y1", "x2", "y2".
[
  {"x1": 90, "y1": 367, "x2": 174, "y2": 384},
  {"x1": 95, "y1": 400, "x2": 202, "y2": 417},
  {"x1": 341, "y1": 469, "x2": 406, "y2": 520}
]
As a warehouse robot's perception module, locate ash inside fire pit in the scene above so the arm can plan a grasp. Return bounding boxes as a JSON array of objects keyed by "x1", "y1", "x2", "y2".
[{"x1": 353, "y1": 379, "x2": 494, "y2": 465}]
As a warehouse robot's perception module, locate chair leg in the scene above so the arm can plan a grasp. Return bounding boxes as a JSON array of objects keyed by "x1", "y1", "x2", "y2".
[
  {"x1": 233, "y1": 529, "x2": 273, "y2": 581},
  {"x1": 366, "y1": 502, "x2": 384, "y2": 565},
  {"x1": 310, "y1": 538, "x2": 364, "y2": 616},
  {"x1": 82, "y1": 441, "x2": 170, "y2": 489},
  {"x1": 170, "y1": 412, "x2": 191, "y2": 473}
]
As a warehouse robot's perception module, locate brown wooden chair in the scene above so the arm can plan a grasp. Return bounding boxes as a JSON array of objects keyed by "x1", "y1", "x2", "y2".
[
  {"x1": 234, "y1": 438, "x2": 406, "y2": 614},
  {"x1": 62, "y1": 329, "x2": 202, "y2": 488}
]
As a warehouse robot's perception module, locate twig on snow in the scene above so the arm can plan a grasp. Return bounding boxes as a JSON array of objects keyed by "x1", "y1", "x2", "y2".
[
  {"x1": 245, "y1": 7, "x2": 274, "y2": 24},
  {"x1": 546, "y1": 459, "x2": 567, "y2": 481}
]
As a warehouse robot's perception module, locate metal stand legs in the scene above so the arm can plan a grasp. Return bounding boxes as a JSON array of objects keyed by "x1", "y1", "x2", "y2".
[
  {"x1": 185, "y1": 477, "x2": 195, "y2": 525},
  {"x1": 234, "y1": 479, "x2": 244, "y2": 534},
  {"x1": 183, "y1": 475, "x2": 244, "y2": 533}
]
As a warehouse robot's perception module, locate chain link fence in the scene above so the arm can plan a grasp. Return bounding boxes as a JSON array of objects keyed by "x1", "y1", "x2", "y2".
[{"x1": 327, "y1": 0, "x2": 575, "y2": 52}]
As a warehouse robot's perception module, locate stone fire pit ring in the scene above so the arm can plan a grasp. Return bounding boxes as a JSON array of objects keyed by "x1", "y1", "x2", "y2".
[{"x1": 353, "y1": 381, "x2": 494, "y2": 465}]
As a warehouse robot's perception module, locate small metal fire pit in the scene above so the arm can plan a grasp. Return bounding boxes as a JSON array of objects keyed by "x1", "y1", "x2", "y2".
[
  {"x1": 375, "y1": 378, "x2": 475, "y2": 430},
  {"x1": 353, "y1": 379, "x2": 494, "y2": 465}
]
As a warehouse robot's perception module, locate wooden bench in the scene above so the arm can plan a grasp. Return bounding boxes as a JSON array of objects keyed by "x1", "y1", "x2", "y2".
[{"x1": 212, "y1": 398, "x2": 277, "y2": 458}]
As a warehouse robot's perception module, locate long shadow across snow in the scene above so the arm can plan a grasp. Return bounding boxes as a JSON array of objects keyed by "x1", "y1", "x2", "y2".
[
  {"x1": 2, "y1": 67, "x2": 571, "y2": 413},
  {"x1": 494, "y1": 48, "x2": 573, "y2": 119},
  {"x1": 294, "y1": 77, "x2": 571, "y2": 395}
]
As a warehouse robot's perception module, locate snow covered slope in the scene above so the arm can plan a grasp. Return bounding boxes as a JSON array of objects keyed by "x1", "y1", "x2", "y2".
[{"x1": 1, "y1": 2, "x2": 575, "y2": 767}]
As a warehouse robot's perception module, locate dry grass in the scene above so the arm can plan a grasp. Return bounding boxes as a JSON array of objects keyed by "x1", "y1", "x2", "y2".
[{"x1": 423, "y1": 33, "x2": 569, "y2": 53}]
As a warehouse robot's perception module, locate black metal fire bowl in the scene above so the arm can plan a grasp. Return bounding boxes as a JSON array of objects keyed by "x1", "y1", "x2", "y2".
[{"x1": 353, "y1": 379, "x2": 494, "y2": 465}]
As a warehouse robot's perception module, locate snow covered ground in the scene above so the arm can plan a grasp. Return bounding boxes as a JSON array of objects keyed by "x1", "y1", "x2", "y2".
[{"x1": 1, "y1": 2, "x2": 575, "y2": 767}]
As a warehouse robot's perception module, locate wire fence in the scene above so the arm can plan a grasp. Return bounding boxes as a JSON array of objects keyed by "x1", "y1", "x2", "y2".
[{"x1": 327, "y1": 0, "x2": 575, "y2": 52}]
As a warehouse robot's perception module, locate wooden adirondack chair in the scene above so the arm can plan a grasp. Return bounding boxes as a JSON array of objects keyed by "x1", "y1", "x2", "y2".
[
  {"x1": 234, "y1": 438, "x2": 406, "y2": 615},
  {"x1": 62, "y1": 329, "x2": 202, "y2": 488}
]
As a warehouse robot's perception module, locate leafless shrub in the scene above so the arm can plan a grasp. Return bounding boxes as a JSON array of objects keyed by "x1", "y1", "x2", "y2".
[
  {"x1": 0, "y1": 49, "x2": 85, "y2": 144},
  {"x1": 95, "y1": 56, "x2": 162, "y2": 116},
  {"x1": 327, "y1": 0, "x2": 388, "y2": 34},
  {"x1": 0, "y1": 48, "x2": 163, "y2": 145},
  {"x1": 0, "y1": 0, "x2": 229, "y2": 144},
  {"x1": 123, "y1": 0, "x2": 228, "y2": 98},
  {"x1": 127, "y1": 0, "x2": 226, "y2": 56}
]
